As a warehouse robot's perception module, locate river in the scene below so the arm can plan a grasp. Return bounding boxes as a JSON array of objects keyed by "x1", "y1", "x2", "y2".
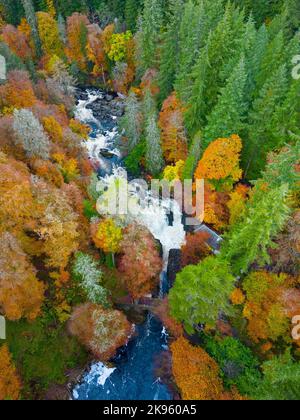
[{"x1": 73, "y1": 89, "x2": 186, "y2": 401}]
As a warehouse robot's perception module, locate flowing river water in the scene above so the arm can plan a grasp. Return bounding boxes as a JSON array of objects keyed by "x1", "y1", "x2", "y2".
[{"x1": 72, "y1": 89, "x2": 186, "y2": 401}]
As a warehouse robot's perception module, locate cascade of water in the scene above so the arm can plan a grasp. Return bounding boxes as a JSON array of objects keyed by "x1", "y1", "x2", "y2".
[{"x1": 73, "y1": 89, "x2": 185, "y2": 400}]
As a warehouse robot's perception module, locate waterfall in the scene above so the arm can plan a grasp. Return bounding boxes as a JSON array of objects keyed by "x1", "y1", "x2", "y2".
[{"x1": 73, "y1": 89, "x2": 186, "y2": 400}]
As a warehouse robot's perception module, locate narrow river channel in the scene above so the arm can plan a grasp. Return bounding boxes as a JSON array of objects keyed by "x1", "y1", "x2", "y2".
[{"x1": 73, "y1": 89, "x2": 186, "y2": 401}]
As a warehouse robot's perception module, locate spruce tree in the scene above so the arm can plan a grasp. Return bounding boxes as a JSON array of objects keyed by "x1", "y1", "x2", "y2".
[
  {"x1": 182, "y1": 131, "x2": 202, "y2": 180},
  {"x1": 120, "y1": 91, "x2": 142, "y2": 153},
  {"x1": 270, "y1": 79, "x2": 300, "y2": 147},
  {"x1": 220, "y1": 184, "x2": 290, "y2": 276},
  {"x1": 145, "y1": 113, "x2": 164, "y2": 176},
  {"x1": 125, "y1": 0, "x2": 141, "y2": 31},
  {"x1": 21, "y1": 0, "x2": 42, "y2": 57},
  {"x1": 139, "y1": 0, "x2": 163, "y2": 73},
  {"x1": 203, "y1": 56, "x2": 248, "y2": 149},
  {"x1": 183, "y1": 3, "x2": 245, "y2": 136},
  {"x1": 169, "y1": 256, "x2": 236, "y2": 333},
  {"x1": 157, "y1": 0, "x2": 184, "y2": 104},
  {"x1": 244, "y1": 64, "x2": 288, "y2": 179},
  {"x1": 175, "y1": 0, "x2": 224, "y2": 103},
  {"x1": 255, "y1": 30, "x2": 285, "y2": 94}
]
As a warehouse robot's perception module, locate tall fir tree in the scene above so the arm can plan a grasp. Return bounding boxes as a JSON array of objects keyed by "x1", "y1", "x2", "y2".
[
  {"x1": 21, "y1": 0, "x2": 42, "y2": 57},
  {"x1": 157, "y1": 0, "x2": 184, "y2": 105},
  {"x1": 255, "y1": 30, "x2": 285, "y2": 94},
  {"x1": 139, "y1": 0, "x2": 163, "y2": 73},
  {"x1": 182, "y1": 131, "x2": 202, "y2": 180},
  {"x1": 145, "y1": 113, "x2": 164, "y2": 176},
  {"x1": 244, "y1": 64, "x2": 288, "y2": 179},
  {"x1": 203, "y1": 56, "x2": 248, "y2": 149},
  {"x1": 120, "y1": 91, "x2": 142, "y2": 153},
  {"x1": 220, "y1": 183, "x2": 290, "y2": 276},
  {"x1": 175, "y1": 0, "x2": 224, "y2": 103}
]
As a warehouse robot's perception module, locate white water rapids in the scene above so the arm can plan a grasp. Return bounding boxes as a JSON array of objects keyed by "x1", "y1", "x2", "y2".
[{"x1": 73, "y1": 89, "x2": 186, "y2": 399}]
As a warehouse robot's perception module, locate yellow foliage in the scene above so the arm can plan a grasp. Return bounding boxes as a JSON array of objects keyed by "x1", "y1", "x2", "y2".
[
  {"x1": 230, "y1": 288, "x2": 245, "y2": 305},
  {"x1": 69, "y1": 118, "x2": 90, "y2": 140},
  {"x1": 46, "y1": 0, "x2": 56, "y2": 18},
  {"x1": 43, "y1": 116, "x2": 63, "y2": 143},
  {"x1": 171, "y1": 337, "x2": 223, "y2": 400},
  {"x1": 107, "y1": 31, "x2": 133, "y2": 62},
  {"x1": 195, "y1": 134, "x2": 243, "y2": 191},
  {"x1": 163, "y1": 160, "x2": 185, "y2": 181},
  {"x1": 52, "y1": 153, "x2": 80, "y2": 183},
  {"x1": 37, "y1": 12, "x2": 64, "y2": 57},
  {"x1": 0, "y1": 345, "x2": 21, "y2": 400},
  {"x1": 92, "y1": 218, "x2": 123, "y2": 254}
]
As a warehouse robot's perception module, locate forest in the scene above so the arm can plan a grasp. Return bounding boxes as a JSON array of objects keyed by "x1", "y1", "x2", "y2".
[{"x1": 0, "y1": 0, "x2": 299, "y2": 401}]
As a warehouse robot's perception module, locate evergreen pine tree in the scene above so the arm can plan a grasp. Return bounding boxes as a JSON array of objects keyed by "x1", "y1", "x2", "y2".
[
  {"x1": 182, "y1": 131, "x2": 202, "y2": 181},
  {"x1": 157, "y1": 0, "x2": 184, "y2": 104},
  {"x1": 125, "y1": 0, "x2": 141, "y2": 31},
  {"x1": 220, "y1": 184, "x2": 290, "y2": 276},
  {"x1": 139, "y1": 0, "x2": 163, "y2": 73},
  {"x1": 203, "y1": 56, "x2": 248, "y2": 149},
  {"x1": 21, "y1": 0, "x2": 42, "y2": 57},
  {"x1": 244, "y1": 64, "x2": 288, "y2": 179},
  {"x1": 255, "y1": 30, "x2": 285, "y2": 94},
  {"x1": 169, "y1": 256, "x2": 235, "y2": 333},
  {"x1": 120, "y1": 91, "x2": 142, "y2": 153},
  {"x1": 145, "y1": 113, "x2": 164, "y2": 176}
]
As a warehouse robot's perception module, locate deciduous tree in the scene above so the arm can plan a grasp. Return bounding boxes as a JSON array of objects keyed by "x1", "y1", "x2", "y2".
[{"x1": 68, "y1": 303, "x2": 132, "y2": 360}]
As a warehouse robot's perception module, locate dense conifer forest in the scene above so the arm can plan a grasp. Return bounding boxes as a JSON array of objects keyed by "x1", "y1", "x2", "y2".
[{"x1": 0, "y1": 0, "x2": 299, "y2": 401}]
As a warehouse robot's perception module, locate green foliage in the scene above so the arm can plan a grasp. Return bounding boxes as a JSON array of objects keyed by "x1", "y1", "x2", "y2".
[
  {"x1": 203, "y1": 336, "x2": 261, "y2": 395},
  {"x1": 4, "y1": 316, "x2": 87, "y2": 399},
  {"x1": 182, "y1": 131, "x2": 202, "y2": 180},
  {"x1": 0, "y1": 42, "x2": 26, "y2": 72},
  {"x1": 243, "y1": 64, "x2": 288, "y2": 179},
  {"x1": 221, "y1": 184, "x2": 291, "y2": 275},
  {"x1": 157, "y1": 0, "x2": 184, "y2": 104},
  {"x1": 138, "y1": 0, "x2": 163, "y2": 72},
  {"x1": 124, "y1": 139, "x2": 146, "y2": 176},
  {"x1": 169, "y1": 256, "x2": 236, "y2": 333},
  {"x1": 203, "y1": 56, "x2": 248, "y2": 149},
  {"x1": 83, "y1": 199, "x2": 98, "y2": 220},
  {"x1": 120, "y1": 91, "x2": 142, "y2": 153},
  {"x1": 251, "y1": 352, "x2": 300, "y2": 400}
]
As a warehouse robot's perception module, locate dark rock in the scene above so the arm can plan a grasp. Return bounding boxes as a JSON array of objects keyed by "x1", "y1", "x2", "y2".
[
  {"x1": 100, "y1": 148, "x2": 117, "y2": 159},
  {"x1": 105, "y1": 94, "x2": 114, "y2": 102},
  {"x1": 167, "y1": 249, "x2": 182, "y2": 288}
]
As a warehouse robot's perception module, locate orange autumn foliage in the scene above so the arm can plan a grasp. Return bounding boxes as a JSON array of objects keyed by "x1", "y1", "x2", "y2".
[
  {"x1": 119, "y1": 224, "x2": 162, "y2": 300},
  {"x1": 2, "y1": 24, "x2": 33, "y2": 60},
  {"x1": 43, "y1": 116, "x2": 63, "y2": 143},
  {"x1": 159, "y1": 93, "x2": 188, "y2": 164},
  {"x1": 0, "y1": 71, "x2": 36, "y2": 113},
  {"x1": 0, "y1": 153, "x2": 35, "y2": 235},
  {"x1": 66, "y1": 13, "x2": 89, "y2": 71},
  {"x1": 0, "y1": 232, "x2": 45, "y2": 321},
  {"x1": 0, "y1": 345, "x2": 21, "y2": 400},
  {"x1": 30, "y1": 159, "x2": 64, "y2": 188},
  {"x1": 171, "y1": 337, "x2": 224, "y2": 400},
  {"x1": 68, "y1": 303, "x2": 132, "y2": 360},
  {"x1": 195, "y1": 134, "x2": 243, "y2": 191},
  {"x1": 87, "y1": 24, "x2": 107, "y2": 79},
  {"x1": 181, "y1": 231, "x2": 211, "y2": 268},
  {"x1": 230, "y1": 288, "x2": 245, "y2": 305},
  {"x1": 69, "y1": 119, "x2": 90, "y2": 140},
  {"x1": 242, "y1": 271, "x2": 295, "y2": 345},
  {"x1": 202, "y1": 183, "x2": 230, "y2": 231},
  {"x1": 152, "y1": 298, "x2": 184, "y2": 338}
]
